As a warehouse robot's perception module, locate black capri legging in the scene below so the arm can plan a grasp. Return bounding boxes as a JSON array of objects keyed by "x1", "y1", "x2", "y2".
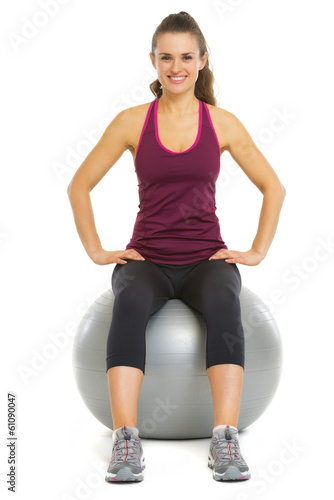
[{"x1": 106, "y1": 258, "x2": 245, "y2": 374}]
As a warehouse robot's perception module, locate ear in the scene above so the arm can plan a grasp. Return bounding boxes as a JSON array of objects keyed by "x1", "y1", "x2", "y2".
[
  {"x1": 149, "y1": 52, "x2": 156, "y2": 70},
  {"x1": 199, "y1": 51, "x2": 208, "y2": 70}
]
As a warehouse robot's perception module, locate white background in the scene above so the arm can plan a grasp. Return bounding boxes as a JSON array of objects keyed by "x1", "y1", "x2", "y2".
[{"x1": 1, "y1": 0, "x2": 333, "y2": 498}]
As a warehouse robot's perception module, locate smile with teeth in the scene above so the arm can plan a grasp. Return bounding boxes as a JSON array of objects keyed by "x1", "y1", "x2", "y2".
[{"x1": 168, "y1": 76, "x2": 187, "y2": 82}]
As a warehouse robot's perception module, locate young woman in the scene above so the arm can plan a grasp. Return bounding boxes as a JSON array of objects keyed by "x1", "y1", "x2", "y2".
[{"x1": 67, "y1": 11, "x2": 286, "y2": 483}]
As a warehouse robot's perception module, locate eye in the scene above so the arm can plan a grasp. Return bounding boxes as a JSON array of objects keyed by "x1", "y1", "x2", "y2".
[{"x1": 160, "y1": 56, "x2": 192, "y2": 61}]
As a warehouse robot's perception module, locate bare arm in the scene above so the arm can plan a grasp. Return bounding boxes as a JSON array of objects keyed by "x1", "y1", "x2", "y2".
[
  {"x1": 209, "y1": 110, "x2": 286, "y2": 265},
  {"x1": 67, "y1": 108, "x2": 145, "y2": 265}
]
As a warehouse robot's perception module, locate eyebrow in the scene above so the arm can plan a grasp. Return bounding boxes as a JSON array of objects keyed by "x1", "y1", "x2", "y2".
[{"x1": 158, "y1": 52, "x2": 195, "y2": 55}]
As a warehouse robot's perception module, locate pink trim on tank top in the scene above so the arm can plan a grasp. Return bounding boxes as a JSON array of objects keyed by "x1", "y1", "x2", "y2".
[
  {"x1": 154, "y1": 98, "x2": 202, "y2": 155},
  {"x1": 203, "y1": 101, "x2": 221, "y2": 155},
  {"x1": 134, "y1": 100, "x2": 155, "y2": 162}
]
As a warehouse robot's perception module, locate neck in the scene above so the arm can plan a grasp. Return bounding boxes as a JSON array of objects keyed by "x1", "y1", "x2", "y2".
[{"x1": 158, "y1": 89, "x2": 199, "y2": 116}]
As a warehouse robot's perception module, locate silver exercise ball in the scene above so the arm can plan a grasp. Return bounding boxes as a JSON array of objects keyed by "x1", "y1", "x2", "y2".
[{"x1": 72, "y1": 287, "x2": 283, "y2": 439}]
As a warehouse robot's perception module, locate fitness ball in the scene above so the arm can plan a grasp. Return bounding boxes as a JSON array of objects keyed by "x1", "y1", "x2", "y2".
[{"x1": 72, "y1": 287, "x2": 283, "y2": 439}]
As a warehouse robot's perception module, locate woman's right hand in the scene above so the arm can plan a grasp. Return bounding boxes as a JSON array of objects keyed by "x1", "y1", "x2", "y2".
[{"x1": 90, "y1": 248, "x2": 146, "y2": 265}]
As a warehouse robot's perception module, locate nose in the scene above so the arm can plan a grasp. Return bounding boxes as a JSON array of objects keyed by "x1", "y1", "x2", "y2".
[{"x1": 170, "y1": 58, "x2": 183, "y2": 73}]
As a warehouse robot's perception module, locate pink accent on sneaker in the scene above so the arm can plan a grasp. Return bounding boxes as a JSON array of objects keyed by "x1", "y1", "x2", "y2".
[{"x1": 124, "y1": 426, "x2": 129, "y2": 460}]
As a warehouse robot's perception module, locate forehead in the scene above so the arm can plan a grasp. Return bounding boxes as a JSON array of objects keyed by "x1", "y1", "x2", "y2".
[{"x1": 156, "y1": 32, "x2": 199, "y2": 54}]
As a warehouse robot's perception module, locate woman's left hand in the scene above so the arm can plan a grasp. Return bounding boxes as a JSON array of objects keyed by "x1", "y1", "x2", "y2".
[{"x1": 208, "y1": 248, "x2": 265, "y2": 266}]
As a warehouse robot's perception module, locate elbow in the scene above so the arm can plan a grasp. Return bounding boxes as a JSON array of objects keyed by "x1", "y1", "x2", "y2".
[
  {"x1": 277, "y1": 183, "x2": 287, "y2": 203},
  {"x1": 262, "y1": 182, "x2": 286, "y2": 200},
  {"x1": 67, "y1": 179, "x2": 91, "y2": 198},
  {"x1": 67, "y1": 180, "x2": 79, "y2": 198}
]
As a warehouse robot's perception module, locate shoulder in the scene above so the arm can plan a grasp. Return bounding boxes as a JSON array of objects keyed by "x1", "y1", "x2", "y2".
[
  {"x1": 103, "y1": 101, "x2": 154, "y2": 149},
  {"x1": 204, "y1": 103, "x2": 242, "y2": 152},
  {"x1": 205, "y1": 102, "x2": 239, "y2": 129},
  {"x1": 119, "y1": 101, "x2": 153, "y2": 125},
  {"x1": 106, "y1": 101, "x2": 152, "y2": 129},
  {"x1": 205, "y1": 103, "x2": 251, "y2": 150}
]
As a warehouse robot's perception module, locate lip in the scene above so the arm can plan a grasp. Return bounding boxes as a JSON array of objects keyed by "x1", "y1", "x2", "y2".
[{"x1": 168, "y1": 76, "x2": 187, "y2": 84}]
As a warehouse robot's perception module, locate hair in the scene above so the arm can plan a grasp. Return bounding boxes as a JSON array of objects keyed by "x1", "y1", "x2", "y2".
[{"x1": 149, "y1": 11, "x2": 217, "y2": 106}]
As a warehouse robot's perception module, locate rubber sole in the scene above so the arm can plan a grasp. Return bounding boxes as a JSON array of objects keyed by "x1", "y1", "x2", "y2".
[
  {"x1": 105, "y1": 468, "x2": 144, "y2": 482},
  {"x1": 105, "y1": 458, "x2": 145, "y2": 482},
  {"x1": 208, "y1": 456, "x2": 251, "y2": 481}
]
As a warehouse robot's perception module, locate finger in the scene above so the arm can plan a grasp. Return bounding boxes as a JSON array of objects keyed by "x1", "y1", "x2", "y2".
[
  {"x1": 221, "y1": 253, "x2": 232, "y2": 258},
  {"x1": 130, "y1": 251, "x2": 145, "y2": 260},
  {"x1": 210, "y1": 253, "x2": 231, "y2": 260},
  {"x1": 220, "y1": 252, "x2": 233, "y2": 258}
]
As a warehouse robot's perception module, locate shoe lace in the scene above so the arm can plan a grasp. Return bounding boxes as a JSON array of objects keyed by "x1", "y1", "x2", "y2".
[
  {"x1": 213, "y1": 435, "x2": 244, "y2": 465},
  {"x1": 114, "y1": 437, "x2": 141, "y2": 465}
]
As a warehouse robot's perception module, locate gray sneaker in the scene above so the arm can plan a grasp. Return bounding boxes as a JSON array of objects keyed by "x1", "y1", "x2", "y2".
[
  {"x1": 208, "y1": 425, "x2": 251, "y2": 481},
  {"x1": 105, "y1": 425, "x2": 145, "y2": 482}
]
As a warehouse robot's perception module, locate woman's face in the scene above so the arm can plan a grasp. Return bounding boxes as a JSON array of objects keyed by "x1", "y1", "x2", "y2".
[{"x1": 150, "y1": 32, "x2": 208, "y2": 95}]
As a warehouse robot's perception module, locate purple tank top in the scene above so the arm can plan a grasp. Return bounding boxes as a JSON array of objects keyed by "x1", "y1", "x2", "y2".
[{"x1": 125, "y1": 98, "x2": 228, "y2": 264}]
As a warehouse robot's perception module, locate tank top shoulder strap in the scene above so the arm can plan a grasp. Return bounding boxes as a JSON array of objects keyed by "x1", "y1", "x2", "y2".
[
  {"x1": 141, "y1": 99, "x2": 156, "y2": 135},
  {"x1": 134, "y1": 100, "x2": 156, "y2": 161},
  {"x1": 201, "y1": 100, "x2": 211, "y2": 127},
  {"x1": 201, "y1": 100, "x2": 221, "y2": 152}
]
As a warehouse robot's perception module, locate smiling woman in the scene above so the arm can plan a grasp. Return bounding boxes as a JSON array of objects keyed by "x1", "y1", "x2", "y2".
[
  {"x1": 149, "y1": 11, "x2": 216, "y2": 104},
  {"x1": 67, "y1": 10, "x2": 286, "y2": 485}
]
